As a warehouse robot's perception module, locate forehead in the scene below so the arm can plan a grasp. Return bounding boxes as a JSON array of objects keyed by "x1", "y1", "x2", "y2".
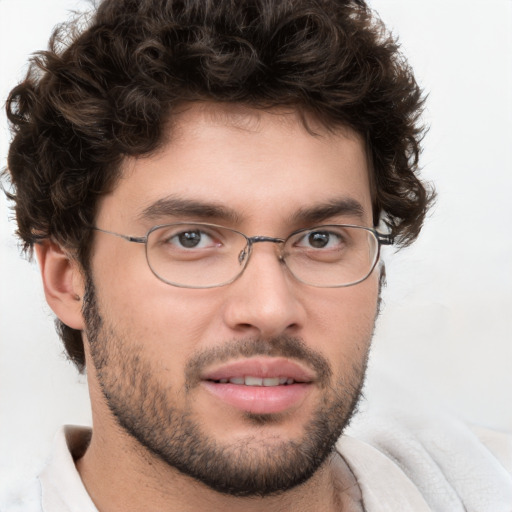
[{"x1": 97, "y1": 102, "x2": 372, "y2": 230}]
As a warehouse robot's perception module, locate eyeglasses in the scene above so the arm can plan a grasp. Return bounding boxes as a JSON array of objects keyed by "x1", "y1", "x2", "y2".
[{"x1": 92, "y1": 223, "x2": 393, "y2": 289}]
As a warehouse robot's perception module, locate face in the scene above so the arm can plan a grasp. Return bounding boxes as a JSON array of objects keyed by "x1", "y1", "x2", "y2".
[{"x1": 83, "y1": 103, "x2": 380, "y2": 496}]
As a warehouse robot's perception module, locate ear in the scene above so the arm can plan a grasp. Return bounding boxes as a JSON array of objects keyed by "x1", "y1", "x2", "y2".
[{"x1": 35, "y1": 240, "x2": 86, "y2": 330}]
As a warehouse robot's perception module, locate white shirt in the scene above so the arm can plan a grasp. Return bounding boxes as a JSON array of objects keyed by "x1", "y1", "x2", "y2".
[{"x1": 3, "y1": 414, "x2": 512, "y2": 512}]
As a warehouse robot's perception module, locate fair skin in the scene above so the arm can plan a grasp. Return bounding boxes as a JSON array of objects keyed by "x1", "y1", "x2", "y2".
[{"x1": 37, "y1": 103, "x2": 379, "y2": 511}]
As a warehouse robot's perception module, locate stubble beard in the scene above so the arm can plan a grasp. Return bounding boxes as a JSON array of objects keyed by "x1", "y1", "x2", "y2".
[{"x1": 82, "y1": 275, "x2": 373, "y2": 497}]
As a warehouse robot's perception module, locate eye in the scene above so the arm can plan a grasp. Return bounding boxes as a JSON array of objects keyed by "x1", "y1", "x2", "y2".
[
  {"x1": 295, "y1": 229, "x2": 345, "y2": 250},
  {"x1": 168, "y1": 229, "x2": 218, "y2": 249},
  {"x1": 150, "y1": 225, "x2": 224, "y2": 252},
  {"x1": 308, "y1": 231, "x2": 338, "y2": 249}
]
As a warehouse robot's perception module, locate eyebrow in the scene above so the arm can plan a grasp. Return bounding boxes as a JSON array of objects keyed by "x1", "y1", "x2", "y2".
[
  {"x1": 138, "y1": 195, "x2": 367, "y2": 227},
  {"x1": 138, "y1": 196, "x2": 242, "y2": 224},
  {"x1": 290, "y1": 198, "x2": 367, "y2": 225}
]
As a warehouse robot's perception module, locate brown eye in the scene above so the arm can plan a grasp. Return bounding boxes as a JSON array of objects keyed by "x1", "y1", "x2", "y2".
[
  {"x1": 296, "y1": 230, "x2": 344, "y2": 250},
  {"x1": 308, "y1": 232, "x2": 330, "y2": 248},
  {"x1": 177, "y1": 230, "x2": 203, "y2": 248}
]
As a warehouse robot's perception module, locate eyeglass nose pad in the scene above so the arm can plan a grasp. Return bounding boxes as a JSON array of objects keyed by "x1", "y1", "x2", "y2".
[{"x1": 238, "y1": 248, "x2": 248, "y2": 265}]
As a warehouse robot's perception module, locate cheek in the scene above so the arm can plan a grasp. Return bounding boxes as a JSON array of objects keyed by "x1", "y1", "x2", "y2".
[
  {"x1": 311, "y1": 275, "x2": 379, "y2": 328},
  {"x1": 94, "y1": 259, "x2": 225, "y2": 365},
  {"x1": 304, "y1": 275, "x2": 379, "y2": 358}
]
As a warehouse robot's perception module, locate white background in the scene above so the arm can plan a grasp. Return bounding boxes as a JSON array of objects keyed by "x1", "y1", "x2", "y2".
[{"x1": 1, "y1": 0, "x2": 511, "y2": 487}]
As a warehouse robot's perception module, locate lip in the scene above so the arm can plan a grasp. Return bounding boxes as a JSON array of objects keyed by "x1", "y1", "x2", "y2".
[
  {"x1": 200, "y1": 357, "x2": 315, "y2": 414},
  {"x1": 201, "y1": 357, "x2": 316, "y2": 382}
]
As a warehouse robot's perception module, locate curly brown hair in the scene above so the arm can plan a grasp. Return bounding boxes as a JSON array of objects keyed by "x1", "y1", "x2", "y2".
[{"x1": 3, "y1": 0, "x2": 434, "y2": 370}]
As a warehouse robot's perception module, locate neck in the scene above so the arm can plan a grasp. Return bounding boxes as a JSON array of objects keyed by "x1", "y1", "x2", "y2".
[{"x1": 75, "y1": 425, "x2": 363, "y2": 512}]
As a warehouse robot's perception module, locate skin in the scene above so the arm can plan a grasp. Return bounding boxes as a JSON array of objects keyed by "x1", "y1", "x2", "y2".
[{"x1": 37, "y1": 103, "x2": 378, "y2": 511}]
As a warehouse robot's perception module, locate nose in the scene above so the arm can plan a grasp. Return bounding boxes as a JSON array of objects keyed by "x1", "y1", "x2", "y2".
[{"x1": 222, "y1": 242, "x2": 306, "y2": 338}]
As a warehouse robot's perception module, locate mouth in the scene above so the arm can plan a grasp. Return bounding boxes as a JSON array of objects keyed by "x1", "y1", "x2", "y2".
[
  {"x1": 200, "y1": 357, "x2": 315, "y2": 415},
  {"x1": 210, "y1": 376, "x2": 298, "y2": 386}
]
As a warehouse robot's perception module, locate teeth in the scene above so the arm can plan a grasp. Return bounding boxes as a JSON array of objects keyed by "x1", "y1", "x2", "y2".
[
  {"x1": 245, "y1": 376, "x2": 263, "y2": 386},
  {"x1": 221, "y1": 376, "x2": 295, "y2": 386}
]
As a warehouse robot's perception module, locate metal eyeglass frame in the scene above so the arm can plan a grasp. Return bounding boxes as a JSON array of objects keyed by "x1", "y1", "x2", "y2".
[{"x1": 91, "y1": 223, "x2": 394, "y2": 289}]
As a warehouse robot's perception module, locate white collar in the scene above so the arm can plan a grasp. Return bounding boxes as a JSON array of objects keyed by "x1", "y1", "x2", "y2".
[
  {"x1": 39, "y1": 426, "x2": 98, "y2": 512},
  {"x1": 39, "y1": 425, "x2": 434, "y2": 512},
  {"x1": 336, "y1": 435, "x2": 432, "y2": 511}
]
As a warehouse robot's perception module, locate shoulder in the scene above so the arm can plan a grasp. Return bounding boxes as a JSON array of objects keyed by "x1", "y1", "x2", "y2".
[
  {"x1": 1, "y1": 425, "x2": 94, "y2": 512},
  {"x1": 342, "y1": 400, "x2": 512, "y2": 511},
  {"x1": 470, "y1": 424, "x2": 512, "y2": 476},
  {"x1": 0, "y1": 476, "x2": 42, "y2": 512}
]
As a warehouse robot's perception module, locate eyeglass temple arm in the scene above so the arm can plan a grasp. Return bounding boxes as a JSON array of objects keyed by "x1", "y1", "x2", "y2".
[
  {"x1": 91, "y1": 227, "x2": 147, "y2": 244},
  {"x1": 377, "y1": 232, "x2": 394, "y2": 246}
]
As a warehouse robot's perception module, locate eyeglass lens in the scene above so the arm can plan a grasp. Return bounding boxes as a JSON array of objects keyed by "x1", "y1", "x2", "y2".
[{"x1": 144, "y1": 223, "x2": 380, "y2": 288}]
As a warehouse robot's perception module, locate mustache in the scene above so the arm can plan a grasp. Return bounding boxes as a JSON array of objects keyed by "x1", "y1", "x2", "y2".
[{"x1": 184, "y1": 336, "x2": 332, "y2": 388}]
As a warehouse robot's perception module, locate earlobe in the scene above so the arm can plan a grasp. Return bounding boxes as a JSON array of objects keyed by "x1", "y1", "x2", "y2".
[{"x1": 35, "y1": 240, "x2": 86, "y2": 330}]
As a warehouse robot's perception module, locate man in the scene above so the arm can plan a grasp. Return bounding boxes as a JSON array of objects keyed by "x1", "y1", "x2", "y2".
[{"x1": 2, "y1": 0, "x2": 511, "y2": 510}]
